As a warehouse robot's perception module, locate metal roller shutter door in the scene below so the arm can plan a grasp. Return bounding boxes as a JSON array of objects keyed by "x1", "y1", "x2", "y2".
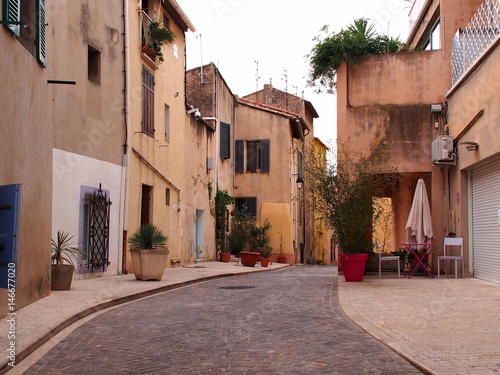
[{"x1": 472, "y1": 158, "x2": 500, "y2": 283}]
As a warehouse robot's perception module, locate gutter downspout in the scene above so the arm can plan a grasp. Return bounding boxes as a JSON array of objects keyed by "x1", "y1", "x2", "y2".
[{"x1": 119, "y1": 0, "x2": 131, "y2": 274}]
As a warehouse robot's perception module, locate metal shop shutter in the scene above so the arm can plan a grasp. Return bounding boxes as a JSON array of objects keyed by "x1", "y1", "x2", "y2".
[{"x1": 472, "y1": 157, "x2": 500, "y2": 284}]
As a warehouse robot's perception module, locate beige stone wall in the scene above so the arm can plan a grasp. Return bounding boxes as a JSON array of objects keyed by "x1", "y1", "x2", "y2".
[
  {"x1": 446, "y1": 42, "x2": 500, "y2": 272},
  {"x1": 336, "y1": 52, "x2": 447, "y2": 268},
  {"x1": 126, "y1": 0, "x2": 188, "y2": 271},
  {"x1": 0, "y1": 24, "x2": 52, "y2": 313}
]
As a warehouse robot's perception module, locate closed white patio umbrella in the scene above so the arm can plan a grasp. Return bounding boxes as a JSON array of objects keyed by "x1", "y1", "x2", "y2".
[{"x1": 405, "y1": 179, "x2": 434, "y2": 244}]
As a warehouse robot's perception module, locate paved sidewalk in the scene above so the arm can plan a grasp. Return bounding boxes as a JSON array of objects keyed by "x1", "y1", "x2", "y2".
[
  {"x1": 338, "y1": 274, "x2": 500, "y2": 375},
  {"x1": 0, "y1": 261, "x2": 288, "y2": 374},
  {"x1": 1, "y1": 264, "x2": 500, "y2": 374}
]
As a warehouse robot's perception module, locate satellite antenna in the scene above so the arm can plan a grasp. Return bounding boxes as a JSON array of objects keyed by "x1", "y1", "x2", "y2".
[
  {"x1": 198, "y1": 34, "x2": 204, "y2": 84},
  {"x1": 253, "y1": 59, "x2": 260, "y2": 92}
]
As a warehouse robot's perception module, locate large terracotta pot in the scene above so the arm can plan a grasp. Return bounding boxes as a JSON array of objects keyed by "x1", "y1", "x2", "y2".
[
  {"x1": 130, "y1": 248, "x2": 169, "y2": 280},
  {"x1": 51, "y1": 264, "x2": 75, "y2": 290},
  {"x1": 339, "y1": 254, "x2": 368, "y2": 282},
  {"x1": 277, "y1": 255, "x2": 287, "y2": 263},
  {"x1": 240, "y1": 251, "x2": 261, "y2": 267}
]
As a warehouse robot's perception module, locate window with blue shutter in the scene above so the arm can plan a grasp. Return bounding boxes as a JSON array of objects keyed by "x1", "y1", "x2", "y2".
[
  {"x1": 220, "y1": 122, "x2": 230, "y2": 159},
  {"x1": 235, "y1": 140, "x2": 244, "y2": 173}
]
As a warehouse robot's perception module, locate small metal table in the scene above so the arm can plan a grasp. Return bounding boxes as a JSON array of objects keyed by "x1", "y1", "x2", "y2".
[{"x1": 402, "y1": 243, "x2": 435, "y2": 278}]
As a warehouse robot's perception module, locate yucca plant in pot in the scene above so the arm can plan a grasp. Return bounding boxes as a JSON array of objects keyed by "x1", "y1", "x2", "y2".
[
  {"x1": 51, "y1": 231, "x2": 82, "y2": 290},
  {"x1": 128, "y1": 223, "x2": 169, "y2": 281}
]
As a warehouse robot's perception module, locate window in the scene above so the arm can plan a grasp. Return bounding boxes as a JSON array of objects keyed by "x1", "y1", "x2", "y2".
[
  {"x1": 81, "y1": 186, "x2": 111, "y2": 273},
  {"x1": 423, "y1": 19, "x2": 440, "y2": 51},
  {"x1": 141, "y1": 184, "x2": 152, "y2": 225},
  {"x1": 164, "y1": 104, "x2": 170, "y2": 141},
  {"x1": 235, "y1": 139, "x2": 270, "y2": 173},
  {"x1": 220, "y1": 122, "x2": 230, "y2": 159},
  {"x1": 235, "y1": 197, "x2": 257, "y2": 217},
  {"x1": 165, "y1": 188, "x2": 170, "y2": 206},
  {"x1": 88, "y1": 45, "x2": 101, "y2": 84},
  {"x1": 142, "y1": 66, "x2": 155, "y2": 137},
  {"x1": 2, "y1": 0, "x2": 46, "y2": 66}
]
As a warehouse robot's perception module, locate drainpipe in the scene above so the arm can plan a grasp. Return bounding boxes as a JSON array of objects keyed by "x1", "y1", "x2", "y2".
[{"x1": 119, "y1": 0, "x2": 131, "y2": 274}]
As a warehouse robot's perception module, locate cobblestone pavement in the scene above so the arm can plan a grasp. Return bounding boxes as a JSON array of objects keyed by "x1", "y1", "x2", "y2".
[{"x1": 22, "y1": 266, "x2": 422, "y2": 374}]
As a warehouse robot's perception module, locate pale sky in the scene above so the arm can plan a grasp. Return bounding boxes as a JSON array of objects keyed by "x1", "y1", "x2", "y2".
[{"x1": 176, "y1": 0, "x2": 412, "y2": 144}]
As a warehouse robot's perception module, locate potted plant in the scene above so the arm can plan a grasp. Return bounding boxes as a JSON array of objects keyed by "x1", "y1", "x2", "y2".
[
  {"x1": 212, "y1": 189, "x2": 235, "y2": 262},
  {"x1": 228, "y1": 210, "x2": 255, "y2": 265},
  {"x1": 277, "y1": 231, "x2": 287, "y2": 263},
  {"x1": 51, "y1": 231, "x2": 82, "y2": 290},
  {"x1": 258, "y1": 246, "x2": 272, "y2": 267},
  {"x1": 306, "y1": 139, "x2": 397, "y2": 281},
  {"x1": 128, "y1": 223, "x2": 169, "y2": 281},
  {"x1": 251, "y1": 219, "x2": 272, "y2": 267},
  {"x1": 142, "y1": 20, "x2": 175, "y2": 63}
]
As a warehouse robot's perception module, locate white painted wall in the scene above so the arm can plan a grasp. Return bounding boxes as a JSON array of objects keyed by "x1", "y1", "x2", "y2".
[{"x1": 52, "y1": 148, "x2": 123, "y2": 276}]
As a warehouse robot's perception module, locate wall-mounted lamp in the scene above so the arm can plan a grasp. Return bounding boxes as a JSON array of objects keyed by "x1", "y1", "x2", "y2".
[
  {"x1": 187, "y1": 108, "x2": 201, "y2": 120},
  {"x1": 296, "y1": 176, "x2": 304, "y2": 190},
  {"x1": 459, "y1": 142, "x2": 479, "y2": 151}
]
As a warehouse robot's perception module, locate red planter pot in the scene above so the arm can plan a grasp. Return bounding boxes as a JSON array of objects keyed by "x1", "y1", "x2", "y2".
[
  {"x1": 260, "y1": 258, "x2": 270, "y2": 267},
  {"x1": 220, "y1": 253, "x2": 231, "y2": 263},
  {"x1": 277, "y1": 255, "x2": 287, "y2": 263},
  {"x1": 240, "y1": 251, "x2": 261, "y2": 267},
  {"x1": 339, "y1": 253, "x2": 368, "y2": 282}
]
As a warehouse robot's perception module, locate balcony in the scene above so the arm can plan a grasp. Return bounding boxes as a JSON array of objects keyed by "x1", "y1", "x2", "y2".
[{"x1": 452, "y1": 0, "x2": 500, "y2": 84}]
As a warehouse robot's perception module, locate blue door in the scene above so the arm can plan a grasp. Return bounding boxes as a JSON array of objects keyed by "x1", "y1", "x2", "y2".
[{"x1": 0, "y1": 184, "x2": 21, "y2": 289}]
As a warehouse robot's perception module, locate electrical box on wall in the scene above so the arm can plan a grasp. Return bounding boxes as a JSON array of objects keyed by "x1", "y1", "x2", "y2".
[
  {"x1": 432, "y1": 136, "x2": 454, "y2": 163},
  {"x1": 206, "y1": 157, "x2": 214, "y2": 170}
]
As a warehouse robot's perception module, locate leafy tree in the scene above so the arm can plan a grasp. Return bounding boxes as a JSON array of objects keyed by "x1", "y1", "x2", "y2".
[
  {"x1": 308, "y1": 18, "x2": 405, "y2": 93},
  {"x1": 305, "y1": 139, "x2": 398, "y2": 254}
]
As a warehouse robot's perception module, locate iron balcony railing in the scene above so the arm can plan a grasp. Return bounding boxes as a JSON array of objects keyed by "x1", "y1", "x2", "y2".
[{"x1": 452, "y1": 0, "x2": 500, "y2": 84}]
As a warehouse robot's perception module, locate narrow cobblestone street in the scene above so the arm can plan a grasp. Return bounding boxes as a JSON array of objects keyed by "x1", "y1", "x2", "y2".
[{"x1": 22, "y1": 266, "x2": 421, "y2": 374}]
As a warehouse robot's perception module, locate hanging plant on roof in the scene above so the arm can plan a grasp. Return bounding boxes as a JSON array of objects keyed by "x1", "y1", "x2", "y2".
[{"x1": 307, "y1": 18, "x2": 405, "y2": 93}]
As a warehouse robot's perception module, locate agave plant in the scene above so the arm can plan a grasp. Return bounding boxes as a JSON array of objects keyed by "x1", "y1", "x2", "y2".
[
  {"x1": 128, "y1": 223, "x2": 168, "y2": 250},
  {"x1": 51, "y1": 231, "x2": 81, "y2": 267}
]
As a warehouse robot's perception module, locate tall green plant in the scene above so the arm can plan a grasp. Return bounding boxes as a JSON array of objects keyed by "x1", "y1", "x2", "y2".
[
  {"x1": 308, "y1": 18, "x2": 405, "y2": 93},
  {"x1": 213, "y1": 189, "x2": 235, "y2": 254},
  {"x1": 306, "y1": 139, "x2": 398, "y2": 254}
]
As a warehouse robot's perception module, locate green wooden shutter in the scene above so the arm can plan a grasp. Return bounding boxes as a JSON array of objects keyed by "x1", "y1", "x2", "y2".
[
  {"x1": 220, "y1": 122, "x2": 230, "y2": 159},
  {"x1": 3, "y1": 0, "x2": 21, "y2": 36},
  {"x1": 261, "y1": 139, "x2": 270, "y2": 173},
  {"x1": 235, "y1": 140, "x2": 244, "y2": 174},
  {"x1": 36, "y1": 0, "x2": 46, "y2": 66}
]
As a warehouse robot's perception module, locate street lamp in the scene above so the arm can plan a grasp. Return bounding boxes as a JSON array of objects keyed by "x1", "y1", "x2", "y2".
[{"x1": 296, "y1": 176, "x2": 304, "y2": 190}]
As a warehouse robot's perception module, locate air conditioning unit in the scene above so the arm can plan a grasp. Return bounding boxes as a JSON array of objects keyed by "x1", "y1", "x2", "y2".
[{"x1": 431, "y1": 136, "x2": 454, "y2": 162}]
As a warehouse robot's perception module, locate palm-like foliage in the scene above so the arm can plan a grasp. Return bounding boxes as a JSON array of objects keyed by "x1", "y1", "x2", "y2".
[
  {"x1": 308, "y1": 18, "x2": 405, "y2": 93},
  {"x1": 128, "y1": 223, "x2": 168, "y2": 250},
  {"x1": 51, "y1": 231, "x2": 82, "y2": 267}
]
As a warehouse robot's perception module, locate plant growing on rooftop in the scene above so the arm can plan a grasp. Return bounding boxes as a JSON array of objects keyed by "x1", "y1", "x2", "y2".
[{"x1": 308, "y1": 18, "x2": 405, "y2": 93}]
